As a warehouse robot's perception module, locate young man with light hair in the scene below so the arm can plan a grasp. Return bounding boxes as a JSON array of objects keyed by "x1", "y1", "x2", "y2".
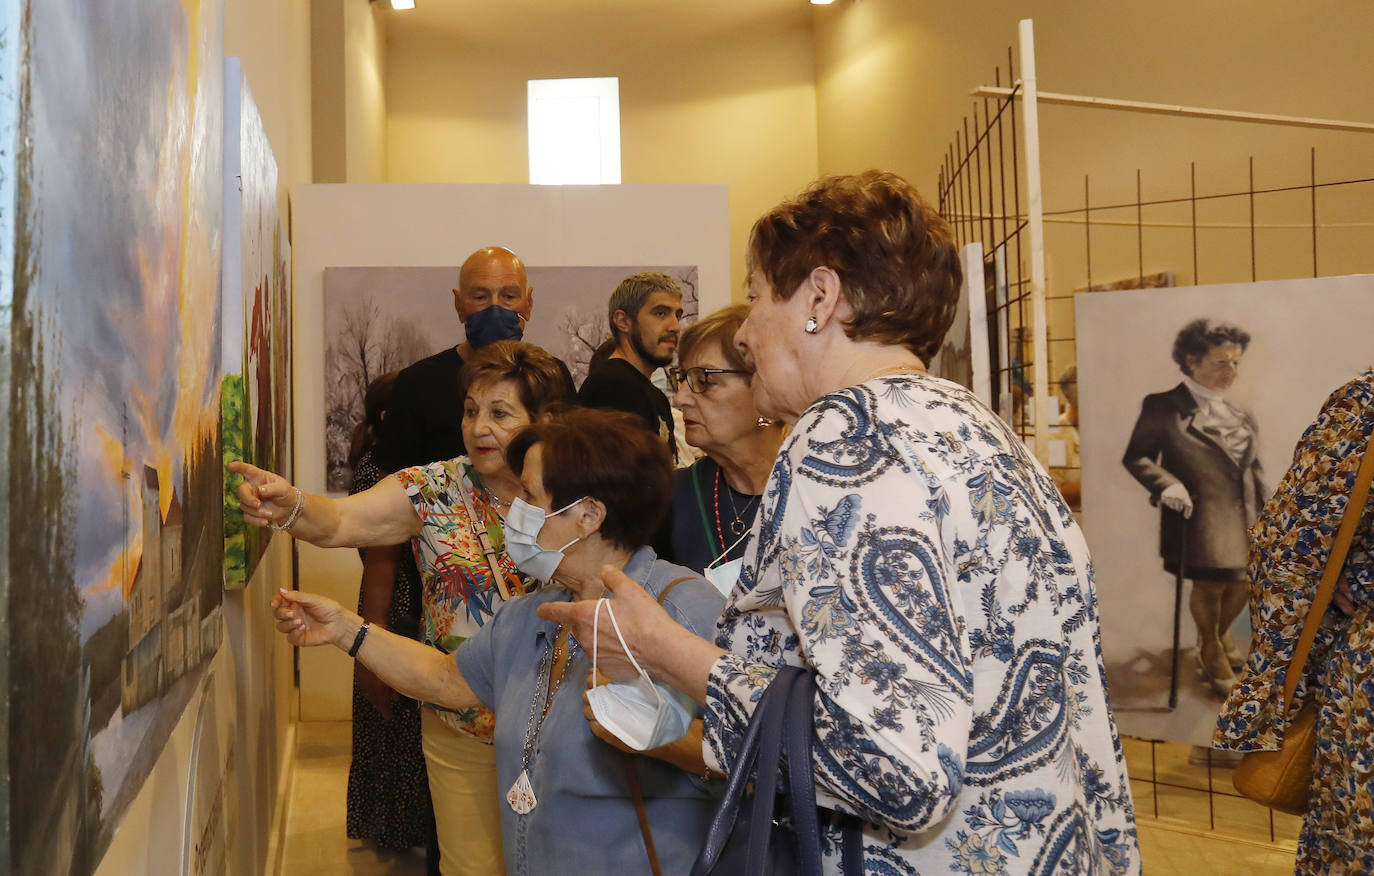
[{"x1": 577, "y1": 271, "x2": 684, "y2": 461}]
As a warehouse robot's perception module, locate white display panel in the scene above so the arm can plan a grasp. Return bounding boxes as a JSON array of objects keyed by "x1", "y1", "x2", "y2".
[{"x1": 291, "y1": 183, "x2": 730, "y2": 719}]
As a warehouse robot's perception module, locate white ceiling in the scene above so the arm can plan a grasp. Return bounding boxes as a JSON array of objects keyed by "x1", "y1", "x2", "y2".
[{"x1": 383, "y1": 0, "x2": 814, "y2": 49}]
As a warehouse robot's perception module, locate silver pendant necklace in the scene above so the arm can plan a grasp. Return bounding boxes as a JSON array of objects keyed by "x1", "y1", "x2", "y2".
[{"x1": 506, "y1": 625, "x2": 571, "y2": 814}]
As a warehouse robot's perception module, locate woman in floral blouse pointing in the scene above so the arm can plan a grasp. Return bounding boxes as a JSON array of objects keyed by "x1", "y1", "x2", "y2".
[
  {"x1": 541, "y1": 172, "x2": 1142, "y2": 874},
  {"x1": 233, "y1": 340, "x2": 572, "y2": 875}
]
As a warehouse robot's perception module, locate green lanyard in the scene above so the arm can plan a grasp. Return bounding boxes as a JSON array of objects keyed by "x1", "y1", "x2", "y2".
[{"x1": 688, "y1": 462, "x2": 722, "y2": 561}]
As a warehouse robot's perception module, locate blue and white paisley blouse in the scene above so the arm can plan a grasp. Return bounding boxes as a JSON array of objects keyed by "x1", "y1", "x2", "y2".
[{"x1": 703, "y1": 375, "x2": 1141, "y2": 875}]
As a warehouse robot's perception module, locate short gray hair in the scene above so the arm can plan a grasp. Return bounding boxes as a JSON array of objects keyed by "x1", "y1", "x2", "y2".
[{"x1": 608, "y1": 272, "x2": 681, "y2": 339}]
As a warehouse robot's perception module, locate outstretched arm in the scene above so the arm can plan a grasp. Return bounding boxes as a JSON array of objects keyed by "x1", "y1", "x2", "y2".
[
  {"x1": 230, "y1": 460, "x2": 422, "y2": 547},
  {"x1": 273, "y1": 589, "x2": 479, "y2": 710}
]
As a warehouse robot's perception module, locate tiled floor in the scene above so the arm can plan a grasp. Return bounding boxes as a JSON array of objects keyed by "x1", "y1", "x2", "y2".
[
  {"x1": 279, "y1": 721, "x2": 427, "y2": 876},
  {"x1": 279, "y1": 722, "x2": 1300, "y2": 875}
]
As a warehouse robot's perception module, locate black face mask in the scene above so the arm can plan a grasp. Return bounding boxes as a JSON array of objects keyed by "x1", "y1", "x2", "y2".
[{"x1": 465, "y1": 305, "x2": 525, "y2": 348}]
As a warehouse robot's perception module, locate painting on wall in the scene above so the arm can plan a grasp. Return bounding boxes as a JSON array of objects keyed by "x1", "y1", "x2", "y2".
[
  {"x1": 321, "y1": 264, "x2": 699, "y2": 490},
  {"x1": 1077, "y1": 274, "x2": 1374, "y2": 745},
  {"x1": 221, "y1": 59, "x2": 291, "y2": 591},
  {"x1": 927, "y1": 244, "x2": 975, "y2": 395},
  {"x1": 4, "y1": 1, "x2": 226, "y2": 872},
  {"x1": 928, "y1": 242, "x2": 992, "y2": 406}
]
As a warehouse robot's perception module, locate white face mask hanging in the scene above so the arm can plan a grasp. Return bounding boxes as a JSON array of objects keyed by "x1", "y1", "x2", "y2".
[
  {"x1": 705, "y1": 558, "x2": 744, "y2": 597},
  {"x1": 584, "y1": 597, "x2": 694, "y2": 751},
  {"x1": 704, "y1": 528, "x2": 751, "y2": 597}
]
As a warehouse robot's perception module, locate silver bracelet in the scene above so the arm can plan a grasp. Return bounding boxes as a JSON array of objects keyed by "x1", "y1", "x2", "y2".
[{"x1": 269, "y1": 486, "x2": 305, "y2": 532}]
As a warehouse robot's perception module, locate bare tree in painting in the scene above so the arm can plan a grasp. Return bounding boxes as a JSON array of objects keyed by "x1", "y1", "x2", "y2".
[
  {"x1": 672, "y1": 267, "x2": 700, "y2": 321},
  {"x1": 325, "y1": 299, "x2": 432, "y2": 489},
  {"x1": 557, "y1": 307, "x2": 612, "y2": 387}
]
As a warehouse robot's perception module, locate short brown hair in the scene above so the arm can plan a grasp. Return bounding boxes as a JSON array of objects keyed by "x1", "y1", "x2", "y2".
[
  {"x1": 747, "y1": 170, "x2": 962, "y2": 363},
  {"x1": 608, "y1": 271, "x2": 681, "y2": 340},
  {"x1": 506, "y1": 408, "x2": 671, "y2": 551},
  {"x1": 459, "y1": 341, "x2": 575, "y2": 416},
  {"x1": 678, "y1": 304, "x2": 749, "y2": 372}
]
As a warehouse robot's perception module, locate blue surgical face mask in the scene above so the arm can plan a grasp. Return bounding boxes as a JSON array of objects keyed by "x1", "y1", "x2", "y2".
[
  {"x1": 585, "y1": 597, "x2": 694, "y2": 751},
  {"x1": 465, "y1": 304, "x2": 525, "y2": 348},
  {"x1": 503, "y1": 496, "x2": 584, "y2": 582}
]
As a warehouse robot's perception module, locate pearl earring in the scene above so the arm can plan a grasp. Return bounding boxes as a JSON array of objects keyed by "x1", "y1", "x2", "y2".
[{"x1": 804, "y1": 316, "x2": 819, "y2": 334}]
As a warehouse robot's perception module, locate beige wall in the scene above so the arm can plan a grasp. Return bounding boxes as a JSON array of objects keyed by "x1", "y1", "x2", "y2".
[
  {"x1": 812, "y1": 1, "x2": 1374, "y2": 291},
  {"x1": 228, "y1": 0, "x2": 313, "y2": 208},
  {"x1": 312, "y1": 0, "x2": 388, "y2": 184},
  {"x1": 345, "y1": 1, "x2": 389, "y2": 183},
  {"x1": 813, "y1": 0, "x2": 1374, "y2": 386},
  {"x1": 385, "y1": 15, "x2": 820, "y2": 293}
]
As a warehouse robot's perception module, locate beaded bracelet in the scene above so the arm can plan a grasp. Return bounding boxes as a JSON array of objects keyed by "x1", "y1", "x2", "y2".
[{"x1": 268, "y1": 486, "x2": 305, "y2": 532}]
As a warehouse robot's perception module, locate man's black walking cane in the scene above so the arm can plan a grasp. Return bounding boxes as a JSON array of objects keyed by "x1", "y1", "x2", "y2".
[{"x1": 1168, "y1": 511, "x2": 1188, "y2": 710}]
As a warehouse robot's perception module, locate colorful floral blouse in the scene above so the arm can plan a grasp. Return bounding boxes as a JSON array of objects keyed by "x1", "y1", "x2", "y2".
[
  {"x1": 1214, "y1": 370, "x2": 1374, "y2": 874},
  {"x1": 396, "y1": 458, "x2": 530, "y2": 741},
  {"x1": 703, "y1": 375, "x2": 1141, "y2": 875}
]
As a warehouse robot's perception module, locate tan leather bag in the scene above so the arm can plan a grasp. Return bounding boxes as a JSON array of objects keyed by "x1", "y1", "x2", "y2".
[{"x1": 1232, "y1": 436, "x2": 1374, "y2": 814}]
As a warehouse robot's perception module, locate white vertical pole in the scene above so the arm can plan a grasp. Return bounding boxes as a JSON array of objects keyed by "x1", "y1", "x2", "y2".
[
  {"x1": 994, "y1": 245, "x2": 1011, "y2": 423},
  {"x1": 1018, "y1": 19, "x2": 1051, "y2": 463}
]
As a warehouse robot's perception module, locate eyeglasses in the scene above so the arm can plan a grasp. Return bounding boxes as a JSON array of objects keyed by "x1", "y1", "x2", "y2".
[{"x1": 670, "y1": 366, "x2": 751, "y2": 394}]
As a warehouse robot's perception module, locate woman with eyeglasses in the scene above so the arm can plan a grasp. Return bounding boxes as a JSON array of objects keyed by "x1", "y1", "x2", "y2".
[{"x1": 667, "y1": 305, "x2": 787, "y2": 590}]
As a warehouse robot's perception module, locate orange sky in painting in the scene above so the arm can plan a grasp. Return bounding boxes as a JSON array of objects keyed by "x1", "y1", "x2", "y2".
[
  {"x1": 82, "y1": 0, "x2": 222, "y2": 606},
  {"x1": 84, "y1": 410, "x2": 221, "y2": 602},
  {"x1": 172, "y1": 0, "x2": 219, "y2": 484}
]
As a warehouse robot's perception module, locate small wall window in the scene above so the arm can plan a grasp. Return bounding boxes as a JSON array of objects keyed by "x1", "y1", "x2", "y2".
[{"x1": 527, "y1": 77, "x2": 621, "y2": 185}]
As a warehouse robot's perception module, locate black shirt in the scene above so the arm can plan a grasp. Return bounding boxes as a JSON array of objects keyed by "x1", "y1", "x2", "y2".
[
  {"x1": 372, "y1": 346, "x2": 465, "y2": 474},
  {"x1": 577, "y1": 357, "x2": 677, "y2": 462},
  {"x1": 669, "y1": 457, "x2": 762, "y2": 574}
]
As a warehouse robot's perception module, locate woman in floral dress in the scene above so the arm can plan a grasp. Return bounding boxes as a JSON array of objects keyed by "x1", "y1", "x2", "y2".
[
  {"x1": 232, "y1": 340, "x2": 573, "y2": 875},
  {"x1": 1215, "y1": 369, "x2": 1374, "y2": 875},
  {"x1": 544, "y1": 171, "x2": 1141, "y2": 874},
  {"x1": 345, "y1": 371, "x2": 438, "y2": 865}
]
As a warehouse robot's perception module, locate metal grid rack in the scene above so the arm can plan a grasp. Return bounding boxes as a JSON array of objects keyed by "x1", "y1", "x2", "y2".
[{"x1": 935, "y1": 32, "x2": 1374, "y2": 846}]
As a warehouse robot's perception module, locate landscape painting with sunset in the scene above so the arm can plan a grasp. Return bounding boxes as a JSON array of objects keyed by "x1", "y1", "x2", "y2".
[{"x1": 4, "y1": 0, "x2": 227, "y2": 872}]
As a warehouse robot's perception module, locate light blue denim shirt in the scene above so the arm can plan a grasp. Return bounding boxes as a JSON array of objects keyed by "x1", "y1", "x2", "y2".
[{"x1": 455, "y1": 547, "x2": 725, "y2": 875}]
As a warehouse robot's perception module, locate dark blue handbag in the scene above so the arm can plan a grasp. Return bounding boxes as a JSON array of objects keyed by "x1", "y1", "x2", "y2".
[{"x1": 690, "y1": 666, "x2": 864, "y2": 875}]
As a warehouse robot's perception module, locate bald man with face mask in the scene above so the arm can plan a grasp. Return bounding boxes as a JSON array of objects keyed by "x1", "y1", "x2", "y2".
[{"x1": 373, "y1": 246, "x2": 539, "y2": 473}]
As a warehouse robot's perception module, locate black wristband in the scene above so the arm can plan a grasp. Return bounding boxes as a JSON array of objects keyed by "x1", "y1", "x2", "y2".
[{"x1": 348, "y1": 621, "x2": 371, "y2": 658}]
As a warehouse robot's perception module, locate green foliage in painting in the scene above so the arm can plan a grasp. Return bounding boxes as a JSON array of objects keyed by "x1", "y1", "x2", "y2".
[{"x1": 222, "y1": 373, "x2": 248, "y2": 589}]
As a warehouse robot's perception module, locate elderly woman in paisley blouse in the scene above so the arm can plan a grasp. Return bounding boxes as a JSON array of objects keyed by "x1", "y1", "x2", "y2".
[
  {"x1": 1215, "y1": 370, "x2": 1374, "y2": 875},
  {"x1": 232, "y1": 340, "x2": 572, "y2": 876},
  {"x1": 543, "y1": 171, "x2": 1141, "y2": 874}
]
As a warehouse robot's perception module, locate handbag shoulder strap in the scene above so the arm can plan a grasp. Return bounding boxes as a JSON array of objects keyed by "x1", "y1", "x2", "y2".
[
  {"x1": 1282, "y1": 435, "x2": 1374, "y2": 708},
  {"x1": 622, "y1": 755, "x2": 664, "y2": 876},
  {"x1": 455, "y1": 465, "x2": 525, "y2": 601},
  {"x1": 657, "y1": 575, "x2": 696, "y2": 606},
  {"x1": 690, "y1": 667, "x2": 798, "y2": 876},
  {"x1": 621, "y1": 575, "x2": 703, "y2": 876}
]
